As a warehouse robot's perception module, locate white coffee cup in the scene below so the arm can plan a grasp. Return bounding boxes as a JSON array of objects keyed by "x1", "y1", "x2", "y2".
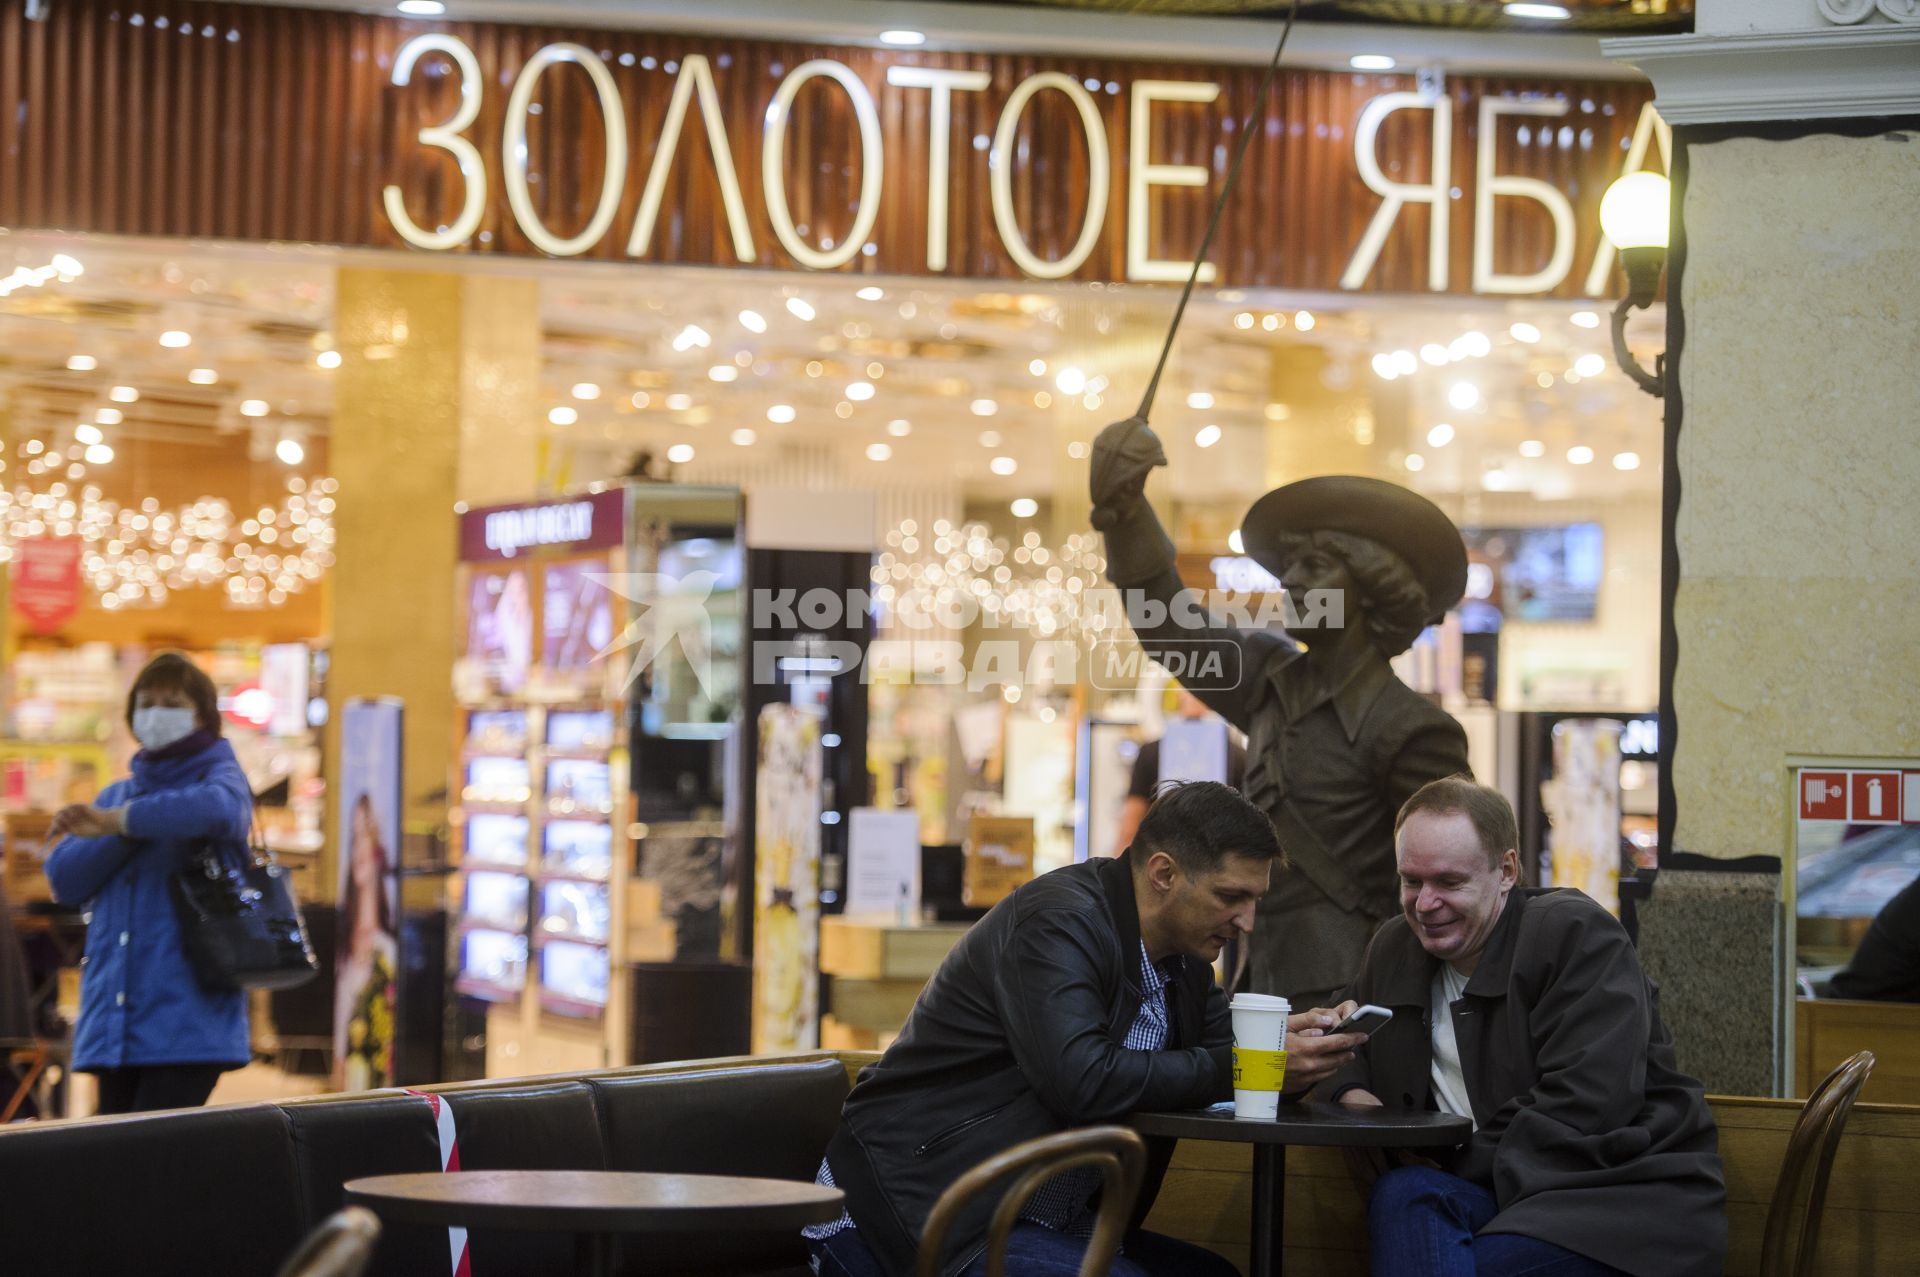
[{"x1": 1230, "y1": 992, "x2": 1291, "y2": 1120}]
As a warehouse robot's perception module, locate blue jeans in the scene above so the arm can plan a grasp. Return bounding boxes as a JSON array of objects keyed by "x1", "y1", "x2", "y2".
[
  {"x1": 1368, "y1": 1166, "x2": 1628, "y2": 1277},
  {"x1": 810, "y1": 1223, "x2": 1239, "y2": 1277}
]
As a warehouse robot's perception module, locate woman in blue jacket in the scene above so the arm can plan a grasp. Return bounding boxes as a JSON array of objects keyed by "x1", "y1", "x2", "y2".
[{"x1": 45, "y1": 652, "x2": 255, "y2": 1114}]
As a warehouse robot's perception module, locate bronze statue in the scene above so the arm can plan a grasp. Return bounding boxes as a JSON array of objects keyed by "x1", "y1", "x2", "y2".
[{"x1": 1091, "y1": 416, "x2": 1472, "y2": 1007}]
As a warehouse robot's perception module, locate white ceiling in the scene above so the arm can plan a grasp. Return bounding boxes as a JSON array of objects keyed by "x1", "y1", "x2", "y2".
[{"x1": 0, "y1": 231, "x2": 1665, "y2": 514}]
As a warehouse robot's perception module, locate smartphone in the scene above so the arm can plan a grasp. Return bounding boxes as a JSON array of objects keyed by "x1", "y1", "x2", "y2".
[{"x1": 1333, "y1": 1005, "x2": 1393, "y2": 1036}]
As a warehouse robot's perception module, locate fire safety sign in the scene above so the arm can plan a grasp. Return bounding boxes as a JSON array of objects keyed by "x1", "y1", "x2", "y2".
[{"x1": 1798, "y1": 767, "x2": 1917, "y2": 824}]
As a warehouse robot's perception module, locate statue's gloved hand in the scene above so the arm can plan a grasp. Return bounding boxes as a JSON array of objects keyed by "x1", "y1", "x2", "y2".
[
  {"x1": 1089, "y1": 416, "x2": 1167, "y2": 530},
  {"x1": 1088, "y1": 416, "x2": 1176, "y2": 586}
]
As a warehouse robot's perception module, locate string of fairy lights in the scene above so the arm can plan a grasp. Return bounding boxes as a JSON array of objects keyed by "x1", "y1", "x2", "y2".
[
  {"x1": 0, "y1": 473, "x2": 337, "y2": 612},
  {"x1": 871, "y1": 519, "x2": 1111, "y2": 643}
]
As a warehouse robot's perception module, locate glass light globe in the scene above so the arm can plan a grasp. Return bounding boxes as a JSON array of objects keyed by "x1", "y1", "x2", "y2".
[{"x1": 1599, "y1": 172, "x2": 1671, "y2": 251}]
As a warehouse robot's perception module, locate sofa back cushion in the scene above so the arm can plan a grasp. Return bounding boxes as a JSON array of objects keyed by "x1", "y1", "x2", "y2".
[
  {"x1": 588, "y1": 1058, "x2": 848, "y2": 1274},
  {"x1": 433, "y1": 1081, "x2": 606, "y2": 1276},
  {"x1": 282, "y1": 1092, "x2": 446, "y2": 1277},
  {"x1": 0, "y1": 1102, "x2": 303, "y2": 1276}
]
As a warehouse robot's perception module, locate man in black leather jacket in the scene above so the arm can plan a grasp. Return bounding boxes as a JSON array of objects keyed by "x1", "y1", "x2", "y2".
[{"x1": 811, "y1": 781, "x2": 1368, "y2": 1277}]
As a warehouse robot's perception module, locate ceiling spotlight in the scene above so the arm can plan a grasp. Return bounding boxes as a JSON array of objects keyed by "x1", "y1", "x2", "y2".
[
  {"x1": 866, "y1": 443, "x2": 893, "y2": 462},
  {"x1": 785, "y1": 297, "x2": 816, "y2": 322},
  {"x1": 85, "y1": 442, "x2": 115, "y2": 464},
  {"x1": 275, "y1": 437, "x2": 305, "y2": 466},
  {"x1": 1295, "y1": 311, "x2": 1316, "y2": 331},
  {"x1": 51, "y1": 254, "x2": 84, "y2": 277},
  {"x1": 879, "y1": 29, "x2": 925, "y2": 45},
  {"x1": 1011, "y1": 498, "x2": 1039, "y2": 519},
  {"x1": 1392, "y1": 350, "x2": 1419, "y2": 377},
  {"x1": 95, "y1": 408, "x2": 123, "y2": 426},
  {"x1": 1574, "y1": 353, "x2": 1607, "y2": 378},
  {"x1": 1194, "y1": 425, "x2": 1222, "y2": 448},
  {"x1": 1458, "y1": 331, "x2": 1492, "y2": 358},
  {"x1": 1613, "y1": 451, "x2": 1642, "y2": 471},
  {"x1": 1519, "y1": 439, "x2": 1546, "y2": 458},
  {"x1": 571, "y1": 382, "x2": 601, "y2": 401},
  {"x1": 1187, "y1": 391, "x2": 1215, "y2": 410},
  {"x1": 1261, "y1": 314, "x2": 1281, "y2": 331},
  {"x1": 1028, "y1": 359, "x2": 1047, "y2": 377},
  {"x1": 110, "y1": 385, "x2": 140, "y2": 403},
  {"x1": 1350, "y1": 54, "x2": 1396, "y2": 71},
  {"x1": 856, "y1": 286, "x2": 884, "y2": 301},
  {"x1": 767, "y1": 404, "x2": 796, "y2": 424},
  {"x1": 738, "y1": 309, "x2": 768, "y2": 334},
  {"x1": 1371, "y1": 354, "x2": 1399, "y2": 381},
  {"x1": 731, "y1": 428, "x2": 757, "y2": 446},
  {"x1": 887, "y1": 419, "x2": 911, "y2": 437},
  {"x1": 1420, "y1": 344, "x2": 1449, "y2": 367},
  {"x1": 1447, "y1": 382, "x2": 1480, "y2": 410},
  {"x1": 1234, "y1": 312, "x2": 1254, "y2": 330},
  {"x1": 971, "y1": 399, "x2": 998, "y2": 417},
  {"x1": 159, "y1": 330, "x2": 191, "y2": 348},
  {"x1": 1405, "y1": 453, "x2": 1426, "y2": 472},
  {"x1": 847, "y1": 381, "x2": 875, "y2": 401},
  {"x1": 989, "y1": 456, "x2": 1018, "y2": 476},
  {"x1": 396, "y1": 0, "x2": 446, "y2": 14},
  {"x1": 1428, "y1": 423, "x2": 1457, "y2": 448},
  {"x1": 75, "y1": 424, "x2": 104, "y2": 446},
  {"x1": 1054, "y1": 367, "x2": 1088, "y2": 396},
  {"x1": 662, "y1": 393, "x2": 691, "y2": 411},
  {"x1": 316, "y1": 350, "x2": 342, "y2": 369},
  {"x1": 240, "y1": 399, "x2": 269, "y2": 417},
  {"x1": 189, "y1": 368, "x2": 218, "y2": 385},
  {"x1": 671, "y1": 324, "x2": 711, "y2": 352},
  {"x1": 667, "y1": 444, "x2": 696, "y2": 464},
  {"x1": 708, "y1": 365, "x2": 738, "y2": 383},
  {"x1": 547, "y1": 406, "x2": 578, "y2": 426},
  {"x1": 1505, "y1": 3, "x2": 1572, "y2": 19},
  {"x1": 1570, "y1": 310, "x2": 1601, "y2": 329},
  {"x1": 631, "y1": 391, "x2": 651, "y2": 409},
  {"x1": 1568, "y1": 445, "x2": 1595, "y2": 465},
  {"x1": 66, "y1": 354, "x2": 96, "y2": 371}
]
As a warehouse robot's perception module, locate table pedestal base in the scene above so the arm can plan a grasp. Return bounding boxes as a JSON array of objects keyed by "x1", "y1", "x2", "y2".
[{"x1": 1250, "y1": 1143, "x2": 1286, "y2": 1277}]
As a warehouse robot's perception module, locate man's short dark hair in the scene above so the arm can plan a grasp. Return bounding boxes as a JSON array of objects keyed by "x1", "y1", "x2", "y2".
[
  {"x1": 1395, "y1": 775, "x2": 1516, "y2": 869},
  {"x1": 1133, "y1": 780, "x2": 1284, "y2": 875}
]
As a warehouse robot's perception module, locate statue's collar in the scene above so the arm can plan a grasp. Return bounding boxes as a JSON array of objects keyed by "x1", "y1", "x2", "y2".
[{"x1": 1274, "y1": 647, "x2": 1392, "y2": 743}]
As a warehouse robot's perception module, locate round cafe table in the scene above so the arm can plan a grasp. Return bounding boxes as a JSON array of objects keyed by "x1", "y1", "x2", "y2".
[
  {"x1": 344, "y1": 1169, "x2": 845, "y2": 1277},
  {"x1": 1132, "y1": 1103, "x2": 1470, "y2": 1277}
]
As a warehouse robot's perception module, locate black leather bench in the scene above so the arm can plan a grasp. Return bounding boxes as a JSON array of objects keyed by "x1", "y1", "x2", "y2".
[{"x1": 0, "y1": 1055, "x2": 850, "y2": 1277}]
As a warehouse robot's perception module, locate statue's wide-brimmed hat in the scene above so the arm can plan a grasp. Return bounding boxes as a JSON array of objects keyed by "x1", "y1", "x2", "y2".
[{"x1": 1241, "y1": 475, "x2": 1468, "y2": 620}]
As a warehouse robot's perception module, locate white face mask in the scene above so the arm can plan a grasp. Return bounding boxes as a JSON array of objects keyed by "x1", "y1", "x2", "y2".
[{"x1": 132, "y1": 705, "x2": 198, "y2": 752}]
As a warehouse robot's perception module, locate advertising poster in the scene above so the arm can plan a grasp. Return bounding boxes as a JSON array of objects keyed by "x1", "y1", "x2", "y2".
[
  {"x1": 540, "y1": 561, "x2": 616, "y2": 671},
  {"x1": 752, "y1": 703, "x2": 823, "y2": 1053},
  {"x1": 11, "y1": 537, "x2": 82, "y2": 634},
  {"x1": 334, "y1": 699, "x2": 403, "y2": 1090},
  {"x1": 1542, "y1": 718, "x2": 1623, "y2": 916},
  {"x1": 464, "y1": 568, "x2": 534, "y2": 695}
]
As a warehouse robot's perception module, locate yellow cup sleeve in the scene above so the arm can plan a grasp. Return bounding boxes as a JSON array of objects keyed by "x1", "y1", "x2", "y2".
[{"x1": 1232, "y1": 1046, "x2": 1288, "y2": 1092}]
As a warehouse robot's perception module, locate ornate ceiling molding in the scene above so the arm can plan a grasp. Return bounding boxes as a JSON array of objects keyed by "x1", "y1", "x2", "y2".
[{"x1": 1603, "y1": 23, "x2": 1920, "y2": 124}]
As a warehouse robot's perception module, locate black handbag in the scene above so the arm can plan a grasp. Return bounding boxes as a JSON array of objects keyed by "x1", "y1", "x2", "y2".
[{"x1": 170, "y1": 826, "x2": 319, "y2": 992}]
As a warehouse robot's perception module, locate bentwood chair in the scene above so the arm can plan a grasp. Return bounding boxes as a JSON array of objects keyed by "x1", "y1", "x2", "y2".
[
  {"x1": 1759, "y1": 1049, "x2": 1876, "y2": 1277},
  {"x1": 272, "y1": 1206, "x2": 382, "y2": 1277},
  {"x1": 917, "y1": 1126, "x2": 1147, "y2": 1277}
]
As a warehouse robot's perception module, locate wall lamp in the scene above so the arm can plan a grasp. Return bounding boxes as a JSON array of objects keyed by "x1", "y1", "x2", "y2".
[{"x1": 1598, "y1": 172, "x2": 1671, "y2": 398}]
